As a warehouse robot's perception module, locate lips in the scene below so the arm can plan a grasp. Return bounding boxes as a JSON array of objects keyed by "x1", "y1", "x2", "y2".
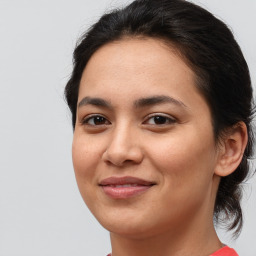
[{"x1": 99, "y1": 176, "x2": 156, "y2": 199}]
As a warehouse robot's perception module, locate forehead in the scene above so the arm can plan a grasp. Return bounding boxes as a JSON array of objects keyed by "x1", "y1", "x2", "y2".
[
  {"x1": 78, "y1": 37, "x2": 210, "y2": 115},
  {"x1": 80, "y1": 38, "x2": 195, "y2": 94},
  {"x1": 83, "y1": 38, "x2": 192, "y2": 75}
]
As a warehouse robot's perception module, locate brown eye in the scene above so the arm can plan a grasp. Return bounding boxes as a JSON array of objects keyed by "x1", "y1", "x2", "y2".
[
  {"x1": 153, "y1": 116, "x2": 168, "y2": 124},
  {"x1": 83, "y1": 115, "x2": 110, "y2": 126},
  {"x1": 144, "y1": 115, "x2": 176, "y2": 125}
]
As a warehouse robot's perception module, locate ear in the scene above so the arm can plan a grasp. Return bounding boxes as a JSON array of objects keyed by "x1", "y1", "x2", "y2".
[{"x1": 214, "y1": 122, "x2": 248, "y2": 177}]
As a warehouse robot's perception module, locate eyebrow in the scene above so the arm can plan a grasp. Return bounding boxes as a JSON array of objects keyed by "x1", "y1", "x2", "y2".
[
  {"x1": 134, "y1": 95, "x2": 187, "y2": 108},
  {"x1": 78, "y1": 97, "x2": 112, "y2": 109},
  {"x1": 77, "y1": 95, "x2": 187, "y2": 109}
]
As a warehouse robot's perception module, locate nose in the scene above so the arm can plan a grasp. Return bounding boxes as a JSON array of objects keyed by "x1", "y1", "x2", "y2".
[{"x1": 102, "y1": 125, "x2": 144, "y2": 167}]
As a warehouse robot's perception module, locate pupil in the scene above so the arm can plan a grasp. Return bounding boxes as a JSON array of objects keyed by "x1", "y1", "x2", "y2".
[
  {"x1": 94, "y1": 116, "x2": 105, "y2": 125},
  {"x1": 154, "y1": 116, "x2": 166, "y2": 124}
]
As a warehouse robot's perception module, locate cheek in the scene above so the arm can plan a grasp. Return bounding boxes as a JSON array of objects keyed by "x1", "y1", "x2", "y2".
[
  {"x1": 72, "y1": 134, "x2": 102, "y2": 185},
  {"x1": 71, "y1": 134, "x2": 105, "y2": 209},
  {"x1": 148, "y1": 127, "x2": 217, "y2": 190},
  {"x1": 148, "y1": 137, "x2": 216, "y2": 222}
]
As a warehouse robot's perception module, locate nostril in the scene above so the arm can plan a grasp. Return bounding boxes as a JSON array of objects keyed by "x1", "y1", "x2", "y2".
[
  {"x1": 102, "y1": 136, "x2": 144, "y2": 166},
  {"x1": 102, "y1": 148, "x2": 143, "y2": 166}
]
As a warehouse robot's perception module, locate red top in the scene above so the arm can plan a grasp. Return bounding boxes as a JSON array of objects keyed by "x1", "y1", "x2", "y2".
[
  {"x1": 210, "y1": 246, "x2": 239, "y2": 256},
  {"x1": 107, "y1": 246, "x2": 238, "y2": 256}
]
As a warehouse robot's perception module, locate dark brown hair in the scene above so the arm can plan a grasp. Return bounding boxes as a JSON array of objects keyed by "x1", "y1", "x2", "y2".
[{"x1": 65, "y1": 0, "x2": 255, "y2": 235}]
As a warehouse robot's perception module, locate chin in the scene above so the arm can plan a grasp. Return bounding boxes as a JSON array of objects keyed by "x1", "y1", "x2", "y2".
[
  {"x1": 105, "y1": 223, "x2": 155, "y2": 239},
  {"x1": 94, "y1": 210, "x2": 167, "y2": 239}
]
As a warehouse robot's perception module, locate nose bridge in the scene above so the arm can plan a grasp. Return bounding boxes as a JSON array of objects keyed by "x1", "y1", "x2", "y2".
[
  {"x1": 112, "y1": 121, "x2": 133, "y2": 147},
  {"x1": 103, "y1": 120, "x2": 143, "y2": 166}
]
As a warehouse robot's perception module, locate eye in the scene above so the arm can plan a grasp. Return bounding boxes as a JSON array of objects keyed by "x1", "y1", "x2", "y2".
[
  {"x1": 82, "y1": 115, "x2": 110, "y2": 126},
  {"x1": 144, "y1": 114, "x2": 176, "y2": 125}
]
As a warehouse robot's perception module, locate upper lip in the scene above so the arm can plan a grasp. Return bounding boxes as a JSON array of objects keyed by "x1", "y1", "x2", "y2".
[{"x1": 99, "y1": 176, "x2": 156, "y2": 186}]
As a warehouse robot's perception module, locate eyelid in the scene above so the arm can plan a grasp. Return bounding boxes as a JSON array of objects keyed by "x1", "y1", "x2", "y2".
[
  {"x1": 142, "y1": 113, "x2": 177, "y2": 125},
  {"x1": 81, "y1": 114, "x2": 111, "y2": 125}
]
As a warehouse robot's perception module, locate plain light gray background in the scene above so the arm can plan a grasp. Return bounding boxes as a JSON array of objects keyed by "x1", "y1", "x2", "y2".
[{"x1": 0, "y1": 1, "x2": 255, "y2": 255}]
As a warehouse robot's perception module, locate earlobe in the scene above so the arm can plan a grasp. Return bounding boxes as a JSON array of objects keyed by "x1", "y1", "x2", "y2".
[{"x1": 214, "y1": 122, "x2": 248, "y2": 177}]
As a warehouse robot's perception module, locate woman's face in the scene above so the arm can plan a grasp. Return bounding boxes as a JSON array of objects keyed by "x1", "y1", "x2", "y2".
[{"x1": 72, "y1": 38, "x2": 221, "y2": 238}]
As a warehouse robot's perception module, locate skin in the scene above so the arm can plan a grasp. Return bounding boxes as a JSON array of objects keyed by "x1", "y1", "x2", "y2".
[{"x1": 72, "y1": 38, "x2": 247, "y2": 256}]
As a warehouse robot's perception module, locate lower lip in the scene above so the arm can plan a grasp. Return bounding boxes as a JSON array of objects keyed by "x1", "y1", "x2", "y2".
[{"x1": 101, "y1": 185, "x2": 153, "y2": 199}]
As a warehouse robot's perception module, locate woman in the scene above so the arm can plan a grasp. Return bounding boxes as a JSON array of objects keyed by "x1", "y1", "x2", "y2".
[{"x1": 65, "y1": 0, "x2": 254, "y2": 255}]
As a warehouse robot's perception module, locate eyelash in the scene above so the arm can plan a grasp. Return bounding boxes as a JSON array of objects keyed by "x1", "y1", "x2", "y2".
[
  {"x1": 81, "y1": 113, "x2": 176, "y2": 127},
  {"x1": 143, "y1": 114, "x2": 176, "y2": 125},
  {"x1": 81, "y1": 114, "x2": 110, "y2": 126}
]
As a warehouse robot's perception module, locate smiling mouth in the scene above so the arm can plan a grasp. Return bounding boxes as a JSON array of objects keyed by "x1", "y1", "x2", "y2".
[{"x1": 99, "y1": 176, "x2": 156, "y2": 199}]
